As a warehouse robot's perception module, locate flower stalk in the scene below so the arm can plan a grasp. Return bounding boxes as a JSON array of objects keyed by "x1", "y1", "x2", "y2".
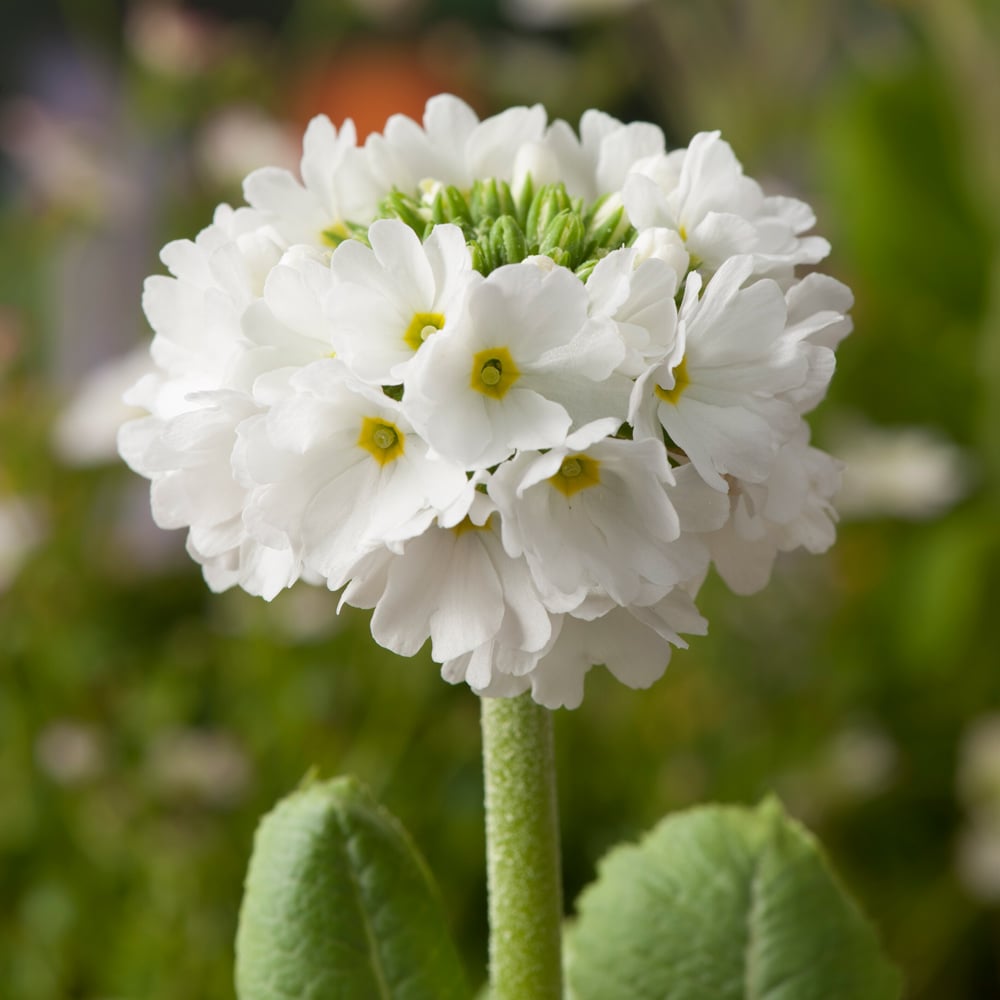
[{"x1": 481, "y1": 693, "x2": 563, "y2": 1000}]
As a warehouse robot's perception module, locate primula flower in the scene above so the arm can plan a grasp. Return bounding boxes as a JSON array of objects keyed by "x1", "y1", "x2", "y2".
[
  {"x1": 140, "y1": 205, "x2": 282, "y2": 393},
  {"x1": 120, "y1": 94, "x2": 852, "y2": 707},
  {"x1": 630, "y1": 255, "x2": 809, "y2": 492},
  {"x1": 237, "y1": 361, "x2": 468, "y2": 591},
  {"x1": 527, "y1": 590, "x2": 708, "y2": 710},
  {"x1": 244, "y1": 115, "x2": 379, "y2": 247},
  {"x1": 701, "y1": 426, "x2": 844, "y2": 595},
  {"x1": 342, "y1": 495, "x2": 554, "y2": 668},
  {"x1": 488, "y1": 419, "x2": 689, "y2": 611},
  {"x1": 623, "y1": 129, "x2": 830, "y2": 278},
  {"x1": 406, "y1": 263, "x2": 626, "y2": 469},
  {"x1": 367, "y1": 99, "x2": 547, "y2": 192},
  {"x1": 584, "y1": 247, "x2": 680, "y2": 377},
  {"x1": 325, "y1": 219, "x2": 477, "y2": 384}
]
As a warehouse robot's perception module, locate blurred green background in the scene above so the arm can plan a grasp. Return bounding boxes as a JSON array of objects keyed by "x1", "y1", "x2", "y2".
[{"x1": 2, "y1": 0, "x2": 999, "y2": 997}]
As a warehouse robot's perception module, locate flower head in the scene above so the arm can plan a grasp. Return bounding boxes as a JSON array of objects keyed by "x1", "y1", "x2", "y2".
[{"x1": 121, "y1": 94, "x2": 851, "y2": 707}]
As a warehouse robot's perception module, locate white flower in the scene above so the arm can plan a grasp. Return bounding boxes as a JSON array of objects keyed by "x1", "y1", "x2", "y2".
[
  {"x1": 503, "y1": 0, "x2": 646, "y2": 29},
  {"x1": 630, "y1": 255, "x2": 808, "y2": 492},
  {"x1": 238, "y1": 360, "x2": 467, "y2": 591},
  {"x1": 118, "y1": 389, "x2": 300, "y2": 599},
  {"x1": 702, "y1": 425, "x2": 843, "y2": 595},
  {"x1": 778, "y1": 273, "x2": 852, "y2": 414},
  {"x1": 122, "y1": 238, "x2": 341, "y2": 599},
  {"x1": 236, "y1": 245, "x2": 341, "y2": 393},
  {"x1": 0, "y1": 494, "x2": 44, "y2": 593},
  {"x1": 489, "y1": 420, "x2": 696, "y2": 611},
  {"x1": 367, "y1": 94, "x2": 547, "y2": 193},
  {"x1": 958, "y1": 715, "x2": 1000, "y2": 818},
  {"x1": 528, "y1": 110, "x2": 666, "y2": 202},
  {"x1": 34, "y1": 720, "x2": 106, "y2": 785},
  {"x1": 326, "y1": 220, "x2": 478, "y2": 384},
  {"x1": 139, "y1": 205, "x2": 282, "y2": 399},
  {"x1": 405, "y1": 262, "x2": 627, "y2": 469},
  {"x1": 833, "y1": 422, "x2": 971, "y2": 522},
  {"x1": 121, "y1": 94, "x2": 852, "y2": 707},
  {"x1": 630, "y1": 226, "x2": 690, "y2": 278},
  {"x1": 196, "y1": 105, "x2": 298, "y2": 189},
  {"x1": 0, "y1": 97, "x2": 138, "y2": 218},
  {"x1": 624, "y1": 130, "x2": 829, "y2": 277},
  {"x1": 244, "y1": 114, "x2": 380, "y2": 248},
  {"x1": 440, "y1": 640, "x2": 538, "y2": 700},
  {"x1": 341, "y1": 497, "x2": 553, "y2": 666},
  {"x1": 526, "y1": 589, "x2": 707, "y2": 710},
  {"x1": 956, "y1": 715, "x2": 1000, "y2": 901},
  {"x1": 785, "y1": 273, "x2": 854, "y2": 351},
  {"x1": 585, "y1": 246, "x2": 681, "y2": 377},
  {"x1": 53, "y1": 346, "x2": 153, "y2": 466}
]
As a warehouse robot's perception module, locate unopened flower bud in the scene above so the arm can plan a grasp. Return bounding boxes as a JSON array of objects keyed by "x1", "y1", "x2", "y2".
[
  {"x1": 489, "y1": 216, "x2": 528, "y2": 267},
  {"x1": 538, "y1": 209, "x2": 585, "y2": 265}
]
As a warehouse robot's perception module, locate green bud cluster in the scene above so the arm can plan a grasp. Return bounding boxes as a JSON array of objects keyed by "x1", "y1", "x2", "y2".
[{"x1": 338, "y1": 178, "x2": 637, "y2": 277}]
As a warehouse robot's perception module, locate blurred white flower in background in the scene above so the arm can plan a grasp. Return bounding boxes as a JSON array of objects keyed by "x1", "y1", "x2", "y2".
[
  {"x1": 34, "y1": 721, "x2": 107, "y2": 786},
  {"x1": 49, "y1": 342, "x2": 192, "y2": 577},
  {"x1": 53, "y1": 347, "x2": 155, "y2": 466},
  {"x1": 0, "y1": 98, "x2": 139, "y2": 220},
  {"x1": 956, "y1": 715, "x2": 1000, "y2": 901},
  {"x1": 147, "y1": 728, "x2": 253, "y2": 808},
  {"x1": 826, "y1": 722, "x2": 898, "y2": 798},
  {"x1": 126, "y1": 1, "x2": 228, "y2": 79},
  {"x1": 1, "y1": 43, "x2": 165, "y2": 394},
  {"x1": 0, "y1": 496, "x2": 45, "y2": 593},
  {"x1": 956, "y1": 831, "x2": 1000, "y2": 903},
  {"x1": 503, "y1": 0, "x2": 645, "y2": 28},
  {"x1": 196, "y1": 106, "x2": 299, "y2": 191},
  {"x1": 958, "y1": 716, "x2": 1000, "y2": 814},
  {"x1": 833, "y1": 421, "x2": 972, "y2": 521},
  {"x1": 774, "y1": 720, "x2": 898, "y2": 824}
]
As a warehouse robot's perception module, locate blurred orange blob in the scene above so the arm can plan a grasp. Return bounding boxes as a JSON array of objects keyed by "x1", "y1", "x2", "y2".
[{"x1": 287, "y1": 41, "x2": 479, "y2": 140}]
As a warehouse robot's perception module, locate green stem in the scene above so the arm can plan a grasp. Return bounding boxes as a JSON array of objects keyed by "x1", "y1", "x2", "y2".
[{"x1": 481, "y1": 692, "x2": 563, "y2": 1000}]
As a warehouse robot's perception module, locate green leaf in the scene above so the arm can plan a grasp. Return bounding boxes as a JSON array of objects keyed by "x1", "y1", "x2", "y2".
[
  {"x1": 235, "y1": 775, "x2": 468, "y2": 1000},
  {"x1": 565, "y1": 798, "x2": 901, "y2": 1000}
]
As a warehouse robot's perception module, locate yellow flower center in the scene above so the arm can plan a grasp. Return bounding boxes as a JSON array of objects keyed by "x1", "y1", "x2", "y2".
[
  {"x1": 403, "y1": 311, "x2": 445, "y2": 351},
  {"x1": 470, "y1": 346, "x2": 520, "y2": 399},
  {"x1": 452, "y1": 514, "x2": 494, "y2": 536},
  {"x1": 321, "y1": 221, "x2": 350, "y2": 247},
  {"x1": 654, "y1": 355, "x2": 690, "y2": 405},
  {"x1": 358, "y1": 417, "x2": 405, "y2": 466},
  {"x1": 549, "y1": 454, "x2": 601, "y2": 497}
]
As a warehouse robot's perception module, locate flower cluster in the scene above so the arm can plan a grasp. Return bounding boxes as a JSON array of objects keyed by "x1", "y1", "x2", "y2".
[{"x1": 120, "y1": 96, "x2": 851, "y2": 708}]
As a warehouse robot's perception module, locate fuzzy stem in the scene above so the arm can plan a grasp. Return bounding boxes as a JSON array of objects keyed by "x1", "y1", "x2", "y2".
[{"x1": 481, "y1": 692, "x2": 563, "y2": 999}]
